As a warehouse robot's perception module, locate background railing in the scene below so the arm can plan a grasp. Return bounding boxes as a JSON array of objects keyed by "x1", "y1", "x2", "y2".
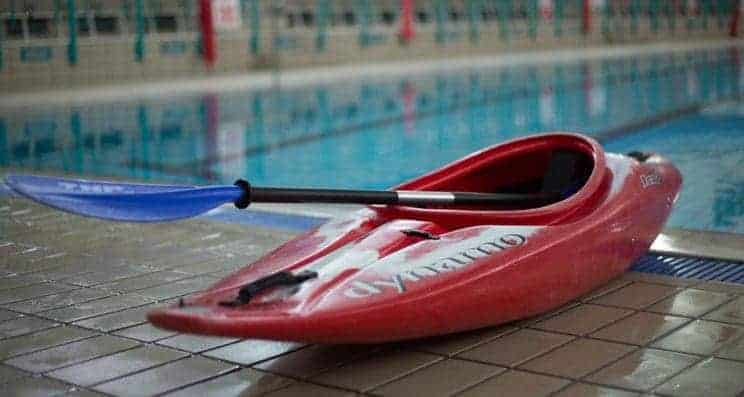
[{"x1": 1, "y1": 0, "x2": 741, "y2": 92}]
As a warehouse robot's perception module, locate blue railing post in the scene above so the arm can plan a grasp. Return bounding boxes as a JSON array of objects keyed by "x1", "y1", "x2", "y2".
[
  {"x1": 134, "y1": 0, "x2": 145, "y2": 62},
  {"x1": 71, "y1": 112, "x2": 83, "y2": 173},
  {"x1": 54, "y1": 0, "x2": 63, "y2": 33},
  {"x1": 357, "y1": 0, "x2": 372, "y2": 47},
  {"x1": 629, "y1": 0, "x2": 640, "y2": 35},
  {"x1": 664, "y1": 0, "x2": 676, "y2": 32},
  {"x1": 67, "y1": 0, "x2": 78, "y2": 65},
  {"x1": 553, "y1": 0, "x2": 564, "y2": 37},
  {"x1": 316, "y1": 0, "x2": 329, "y2": 52},
  {"x1": 467, "y1": 0, "x2": 483, "y2": 43},
  {"x1": 496, "y1": 0, "x2": 512, "y2": 40},
  {"x1": 434, "y1": 0, "x2": 447, "y2": 44},
  {"x1": 137, "y1": 106, "x2": 150, "y2": 179},
  {"x1": 0, "y1": 15, "x2": 4, "y2": 71},
  {"x1": 527, "y1": 0, "x2": 538, "y2": 40},
  {"x1": 248, "y1": 0, "x2": 260, "y2": 55},
  {"x1": 0, "y1": 119, "x2": 7, "y2": 166}
]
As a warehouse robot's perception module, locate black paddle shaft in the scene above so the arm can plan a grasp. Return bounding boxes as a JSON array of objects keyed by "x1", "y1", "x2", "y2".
[{"x1": 234, "y1": 180, "x2": 558, "y2": 208}]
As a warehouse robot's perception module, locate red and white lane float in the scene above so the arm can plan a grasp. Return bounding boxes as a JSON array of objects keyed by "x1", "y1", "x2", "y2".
[{"x1": 6, "y1": 133, "x2": 682, "y2": 343}]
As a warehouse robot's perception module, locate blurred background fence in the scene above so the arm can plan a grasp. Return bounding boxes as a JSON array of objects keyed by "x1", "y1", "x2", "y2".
[{"x1": 1, "y1": 0, "x2": 742, "y2": 92}]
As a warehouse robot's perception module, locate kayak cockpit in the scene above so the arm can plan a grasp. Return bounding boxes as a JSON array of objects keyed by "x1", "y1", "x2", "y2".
[{"x1": 377, "y1": 133, "x2": 608, "y2": 226}]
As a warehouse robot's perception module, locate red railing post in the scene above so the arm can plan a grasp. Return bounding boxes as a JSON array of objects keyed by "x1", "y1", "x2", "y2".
[
  {"x1": 731, "y1": 0, "x2": 742, "y2": 37},
  {"x1": 399, "y1": 0, "x2": 416, "y2": 43},
  {"x1": 582, "y1": 0, "x2": 592, "y2": 35},
  {"x1": 200, "y1": 0, "x2": 217, "y2": 68}
]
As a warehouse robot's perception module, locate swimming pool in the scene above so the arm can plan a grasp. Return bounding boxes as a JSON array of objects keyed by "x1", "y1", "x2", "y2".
[{"x1": 1, "y1": 44, "x2": 742, "y2": 233}]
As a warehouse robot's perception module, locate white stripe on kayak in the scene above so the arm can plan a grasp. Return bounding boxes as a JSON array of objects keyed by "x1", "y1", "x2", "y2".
[{"x1": 396, "y1": 191, "x2": 455, "y2": 204}]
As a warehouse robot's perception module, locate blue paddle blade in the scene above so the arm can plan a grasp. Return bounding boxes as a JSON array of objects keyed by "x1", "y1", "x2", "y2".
[{"x1": 4, "y1": 175, "x2": 242, "y2": 222}]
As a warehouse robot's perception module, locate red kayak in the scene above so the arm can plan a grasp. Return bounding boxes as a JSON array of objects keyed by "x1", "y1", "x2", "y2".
[{"x1": 148, "y1": 133, "x2": 681, "y2": 343}]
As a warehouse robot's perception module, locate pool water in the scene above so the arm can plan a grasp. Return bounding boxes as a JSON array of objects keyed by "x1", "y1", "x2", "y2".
[
  {"x1": 605, "y1": 104, "x2": 744, "y2": 233},
  {"x1": 1, "y1": 45, "x2": 743, "y2": 233}
]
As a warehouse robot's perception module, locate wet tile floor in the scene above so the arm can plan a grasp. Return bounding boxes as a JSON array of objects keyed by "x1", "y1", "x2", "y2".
[{"x1": 3, "y1": 195, "x2": 744, "y2": 397}]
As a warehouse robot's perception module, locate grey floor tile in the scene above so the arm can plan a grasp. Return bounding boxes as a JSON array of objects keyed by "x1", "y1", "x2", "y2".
[
  {"x1": 0, "y1": 282, "x2": 77, "y2": 305},
  {"x1": 585, "y1": 348, "x2": 700, "y2": 392},
  {"x1": 203, "y1": 340, "x2": 306, "y2": 366},
  {"x1": 0, "y1": 326, "x2": 96, "y2": 360},
  {"x1": 95, "y1": 271, "x2": 194, "y2": 294},
  {"x1": 73, "y1": 303, "x2": 158, "y2": 332},
  {"x1": 311, "y1": 350, "x2": 442, "y2": 391},
  {"x1": 168, "y1": 257, "x2": 246, "y2": 276},
  {"x1": 162, "y1": 368, "x2": 293, "y2": 397},
  {"x1": 2, "y1": 375, "x2": 72, "y2": 397},
  {"x1": 654, "y1": 357, "x2": 744, "y2": 397},
  {"x1": 62, "y1": 265, "x2": 156, "y2": 287},
  {"x1": 93, "y1": 356, "x2": 237, "y2": 397},
  {"x1": 553, "y1": 382, "x2": 640, "y2": 397},
  {"x1": 651, "y1": 319, "x2": 744, "y2": 356},
  {"x1": 133, "y1": 275, "x2": 217, "y2": 301},
  {"x1": 262, "y1": 382, "x2": 355, "y2": 397},
  {"x1": 156, "y1": 334, "x2": 239, "y2": 353},
  {"x1": 371, "y1": 358, "x2": 504, "y2": 397},
  {"x1": 0, "y1": 363, "x2": 29, "y2": 383},
  {"x1": 410, "y1": 326, "x2": 516, "y2": 357},
  {"x1": 2, "y1": 288, "x2": 112, "y2": 314},
  {"x1": 458, "y1": 370, "x2": 570, "y2": 397},
  {"x1": 113, "y1": 323, "x2": 177, "y2": 342},
  {"x1": 62, "y1": 388, "x2": 109, "y2": 397},
  {"x1": 0, "y1": 316, "x2": 60, "y2": 339},
  {"x1": 5, "y1": 334, "x2": 139, "y2": 373},
  {"x1": 38, "y1": 293, "x2": 154, "y2": 323},
  {"x1": 255, "y1": 344, "x2": 381, "y2": 379},
  {"x1": 0, "y1": 308, "x2": 22, "y2": 322},
  {"x1": 47, "y1": 345, "x2": 188, "y2": 386}
]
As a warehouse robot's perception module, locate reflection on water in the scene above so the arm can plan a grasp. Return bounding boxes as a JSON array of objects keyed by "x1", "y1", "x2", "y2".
[{"x1": 1, "y1": 46, "x2": 743, "y2": 232}]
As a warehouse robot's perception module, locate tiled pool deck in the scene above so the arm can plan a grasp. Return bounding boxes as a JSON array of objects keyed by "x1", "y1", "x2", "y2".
[{"x1": 3, "y1": 195, "x2": 744, "y2": 397}]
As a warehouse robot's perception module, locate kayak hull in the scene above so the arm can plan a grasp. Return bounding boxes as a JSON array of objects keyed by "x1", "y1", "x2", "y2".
[{"x1": 148, "y1": 133, "x2": 681, "y2": 343}]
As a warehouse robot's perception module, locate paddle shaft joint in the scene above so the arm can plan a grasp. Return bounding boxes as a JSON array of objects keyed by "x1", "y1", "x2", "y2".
[{"x1": 234, "y1": 179, "x2": 252, "y2": 208}]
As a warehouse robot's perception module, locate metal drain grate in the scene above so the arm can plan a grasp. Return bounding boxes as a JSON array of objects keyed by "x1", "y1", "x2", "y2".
[{"x1": 631, "y1": 254, "x2": 744, "y2": 284}]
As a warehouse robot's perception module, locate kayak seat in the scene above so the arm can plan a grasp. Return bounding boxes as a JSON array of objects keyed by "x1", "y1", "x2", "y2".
[
  {"x1": 489, "y1": 149, "x2": 592, "y2": 208},
  {"x1": 540, "y1": 149, "x2": 593, "y2": 201}
]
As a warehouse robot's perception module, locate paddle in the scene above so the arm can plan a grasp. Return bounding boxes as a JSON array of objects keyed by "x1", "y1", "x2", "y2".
[{"x1": 3, "y1": 174, "x2": 559, "y2": 222}]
